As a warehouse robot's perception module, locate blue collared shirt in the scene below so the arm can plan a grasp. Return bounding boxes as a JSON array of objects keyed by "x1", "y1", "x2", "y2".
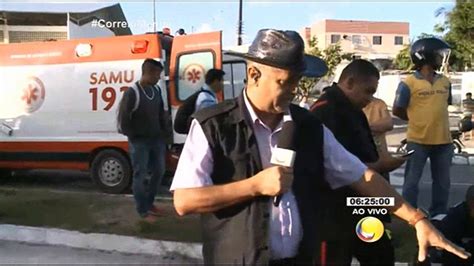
[{"x1": 195, "y1": 84, "x2": 217, "y2": 111}]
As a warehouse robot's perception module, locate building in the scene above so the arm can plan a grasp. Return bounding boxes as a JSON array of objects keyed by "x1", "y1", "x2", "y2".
[
  {"x1": 301, "y1": 19, "x2": 409, "y2": 60},
  {"x1": 0, "y1": 4, "x2": 131, "y2": 44}
]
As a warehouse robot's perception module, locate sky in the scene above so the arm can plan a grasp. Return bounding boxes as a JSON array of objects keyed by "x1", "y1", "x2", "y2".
[{"x1": 0, "y1": 0, "x2": 454, "y2": 47}]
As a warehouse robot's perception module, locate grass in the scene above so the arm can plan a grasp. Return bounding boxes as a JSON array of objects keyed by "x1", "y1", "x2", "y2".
[{"x1": 0, "y1": 187, "x2": 201, "y2": 243}]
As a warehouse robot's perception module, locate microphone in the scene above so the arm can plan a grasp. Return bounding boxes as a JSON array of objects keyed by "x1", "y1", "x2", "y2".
[{"x1": 271, "y1": 117, "x2": 296, "y2": 207}]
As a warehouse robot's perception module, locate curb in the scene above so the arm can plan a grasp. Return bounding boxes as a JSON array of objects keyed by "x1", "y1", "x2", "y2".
[{"x1": 0, "y1": 224, "x2": 203, "y2": 260}]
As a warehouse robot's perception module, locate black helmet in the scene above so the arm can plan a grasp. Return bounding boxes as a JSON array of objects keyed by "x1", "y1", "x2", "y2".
[{"x1": 410, "y1": 37, "x2": 451, "y2": 70}]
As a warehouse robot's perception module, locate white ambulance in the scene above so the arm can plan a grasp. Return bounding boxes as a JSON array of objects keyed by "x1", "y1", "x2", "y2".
[{"x1": 0, "y1": 32, "x2": 247, "y2": 193}]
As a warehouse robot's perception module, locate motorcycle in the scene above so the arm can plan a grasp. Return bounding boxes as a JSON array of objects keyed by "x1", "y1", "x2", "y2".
[
  {"x1": 397, "y1": 130, "x2": 465, "y2": 154},
  {"x1": 397, "y1": 114, "x2": 473, "y2": 154}
]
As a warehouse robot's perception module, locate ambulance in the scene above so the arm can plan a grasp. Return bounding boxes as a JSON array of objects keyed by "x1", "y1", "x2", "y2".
[{"x1": 0, "y1": 32, "x2": 247, "y2": 193}]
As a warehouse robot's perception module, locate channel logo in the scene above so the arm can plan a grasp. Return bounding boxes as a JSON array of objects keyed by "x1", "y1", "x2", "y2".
[{"x1": 355, "y1": 216, "x2": 384, "y2": 243}]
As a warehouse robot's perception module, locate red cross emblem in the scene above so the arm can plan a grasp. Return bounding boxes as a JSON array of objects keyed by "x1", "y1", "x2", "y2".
[
  {"x1": 22, "y1": 83, "x2": 39, "y2": 104},
  {"x1": 20, "y1": 77, "x2": 45, "y2": 113},
  {"x1": 187, "y1": 68, "x2": 201, "y2": 84}
]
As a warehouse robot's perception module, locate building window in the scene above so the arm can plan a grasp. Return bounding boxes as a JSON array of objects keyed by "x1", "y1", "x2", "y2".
[
  {"x1": 373, "y1": 36, "x2": 382, "y2": 45},
  {"x1": 394, "y1": 36, "x2": 404, "y2": 45},
  {"x1": 330, "y1": 34, "x2": 340, "y2": 44},
  {"x1": 8, "y1": 31, "x2": 67, "y2": 43},
  {"x1": 352, "y1": 35, "x2": 362, "y2": 45}
]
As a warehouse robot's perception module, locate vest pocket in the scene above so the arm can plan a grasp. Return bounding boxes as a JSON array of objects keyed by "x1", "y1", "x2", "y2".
[{"x1": 229, "y1": 152, "x2": 252, "y2": 180}]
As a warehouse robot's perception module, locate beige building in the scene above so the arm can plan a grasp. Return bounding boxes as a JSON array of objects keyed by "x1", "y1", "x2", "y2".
[{"x1": 301, "y1": 19, "x2": 409, "y2": 60}]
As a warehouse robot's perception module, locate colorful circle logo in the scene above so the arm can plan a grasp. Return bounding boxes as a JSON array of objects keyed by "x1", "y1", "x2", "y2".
[{"x1": 355, "y1": 216, "x2": 384, "y2": 243}]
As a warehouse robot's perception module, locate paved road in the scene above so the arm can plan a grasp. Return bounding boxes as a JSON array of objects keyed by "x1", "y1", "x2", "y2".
[
  {"x1": 0, "y1": 240, "x2": 198, "y2": 264},
  {"x1": 390, "y1": 161, "x2": 474, "y2": 211}
]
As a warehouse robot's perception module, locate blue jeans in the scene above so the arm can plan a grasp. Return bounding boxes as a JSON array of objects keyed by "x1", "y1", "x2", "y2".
[
  {"x1": 128, "y1": 137, "x2": 166, "y2": 217},
  {"x1": 402, "y1": 142, "x2": 453, "y2": 216}
]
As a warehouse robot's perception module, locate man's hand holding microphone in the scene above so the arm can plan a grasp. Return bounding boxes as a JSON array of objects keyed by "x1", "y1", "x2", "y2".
[
  {"x1": 251, "y1": 117, "x2": 296, "y2": 206},
  {"x1": 252, "y1": 166, "x2": 294, "y2": 199}
]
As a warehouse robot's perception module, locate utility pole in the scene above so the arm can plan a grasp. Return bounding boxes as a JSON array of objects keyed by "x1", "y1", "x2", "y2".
[
  {"x1": 153, "y1": 0, "x2": 157, "y2": 32},
  {"x1": 238, "y1": 0, "x2": 243, "y2": 45}
]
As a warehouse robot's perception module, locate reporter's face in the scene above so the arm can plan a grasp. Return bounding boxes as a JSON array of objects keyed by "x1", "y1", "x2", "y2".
[{"x1": 253, "y1": 65, "x2": 302, "y2": 113}]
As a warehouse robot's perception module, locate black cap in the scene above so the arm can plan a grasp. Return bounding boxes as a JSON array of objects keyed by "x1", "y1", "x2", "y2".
[{"x1": 227, "y1": 29, "x2": 328, "y2": 77}]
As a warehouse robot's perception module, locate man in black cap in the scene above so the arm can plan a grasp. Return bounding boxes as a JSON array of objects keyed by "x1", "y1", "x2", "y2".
[{"x1": 170, "y1": 29, "x2": 469, "y2": 265}]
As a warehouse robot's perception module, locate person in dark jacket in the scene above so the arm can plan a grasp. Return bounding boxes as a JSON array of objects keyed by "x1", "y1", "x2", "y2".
[
  {"x1": 432, "y1": 185, "x2": 474, "y2": 265},
  {"x1": 118, "y1": 59, "x2": 170, "y2": 222},
  {"x1": 311, "y1": 60, "x2": 406, "y2": 265},
  {"x1": 169, "y1": 29, "x2": 469, "y2": 265}
]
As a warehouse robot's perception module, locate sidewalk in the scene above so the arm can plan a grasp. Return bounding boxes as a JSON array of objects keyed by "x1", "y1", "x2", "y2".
[
  {"x1": 0, "y1": 186, "x2": 203, "y2": 262},
  {"x1": 0, "y1": 224, "x2": 202, "y2": 261}
]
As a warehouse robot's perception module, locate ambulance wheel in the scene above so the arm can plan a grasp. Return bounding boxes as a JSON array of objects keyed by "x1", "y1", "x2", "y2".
[{"x1": 91, "y1": 149, "x2": 131, "y2": 194}]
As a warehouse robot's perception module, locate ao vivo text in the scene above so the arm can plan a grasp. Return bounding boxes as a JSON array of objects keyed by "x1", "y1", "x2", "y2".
[{"x1": 352, "y1": 208, "x2": 389, "y2": 215}]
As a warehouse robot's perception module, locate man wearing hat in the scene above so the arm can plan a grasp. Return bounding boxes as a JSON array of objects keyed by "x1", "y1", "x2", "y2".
[{"x1": 170, "y1": 29, "x2": 469, "y2": 265}]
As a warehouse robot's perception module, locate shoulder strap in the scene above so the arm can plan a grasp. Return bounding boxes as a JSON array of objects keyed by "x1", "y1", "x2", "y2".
[
  {"x1": 131, "y1": 82, "x2": 140, "y2": 113},
  {"x1": 153, "y1": 84, "x2": 166, "y2": 108},
  {"x1": 153, "y1": 84, "x2": 162, "y2": 95},
  {"x1": 199, "y1": 87, "x2": 216, "y2": 100},
  {"x1": 193, "y1": 98, "x2": 238, "y2": 124}
]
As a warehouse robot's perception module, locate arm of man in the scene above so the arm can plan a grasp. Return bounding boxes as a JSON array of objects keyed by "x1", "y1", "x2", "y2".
[
  {"x1": 369, "y1": 116, "x2": 393, "y2": 134},
  {"x1": 350, "y1": 171, "x2": 469, "y2": 261},
  {"x1": 122, "y1": 88, "x2": 136, "y2": 115},
  {"x1": 322, "y1": 127, "x2": 470, "y2": 261},
  {"x1": 369, "y1": 101, "x2": 393, "y2": 134},
  {"x1": 174, "y1": 179, "x2": 259, "y2": 216},
  {"x1": 392, "y1": 82, "x2": 410, "y2": 121},
  {"x1": 366, "y1": 156, "x2": 406, "y2": 173},
  {"x1": 171, "y1": 120, "x2": 291, "y2": 216}
]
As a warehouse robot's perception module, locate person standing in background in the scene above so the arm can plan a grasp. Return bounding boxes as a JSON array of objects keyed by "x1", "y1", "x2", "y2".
[
  {"x1": 392, "y1": 38, "x2": 453, "y2": 217},
  {"x1": 363, "y1": 96, "x2": 395, "y2": 181}
]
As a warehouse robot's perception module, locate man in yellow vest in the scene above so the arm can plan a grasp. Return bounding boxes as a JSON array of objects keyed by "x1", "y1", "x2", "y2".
[{"x1": 393, "y1": 38, "x2": 453, "y2": 217}]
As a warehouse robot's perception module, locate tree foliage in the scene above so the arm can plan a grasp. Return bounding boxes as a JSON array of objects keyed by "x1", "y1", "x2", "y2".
[
  {"x1": 435, "y1": 0, "x2": 474, "y2": 71},
  {"x1": 393, "y1": 44, "x2": 413, "y2": 71},
  {"x1": 393, "y1": 1, "x2": 473, "y2": 72},
  {"x1": 297, "y1": 37, "x2": 350, "y2": 99},
  {"x1": 393, "y1": 33, "x2": 441, "y2": 70}
]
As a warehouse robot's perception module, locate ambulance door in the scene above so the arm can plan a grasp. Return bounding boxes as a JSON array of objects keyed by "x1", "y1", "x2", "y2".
[
  {"x1": 222, "y1": 53, "x2": 247, "y2": 100},
  {"x1": 168, "y1": 31, "x2": 222, "y2": 144}
]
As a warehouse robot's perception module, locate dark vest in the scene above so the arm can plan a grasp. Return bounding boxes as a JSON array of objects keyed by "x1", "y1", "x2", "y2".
[
  {"x1": 194, "y1": 94, "x2": 330, "y2": 265},
  {"x1": 130, "y1": 83, "x2": 164, "y2": 138}
]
